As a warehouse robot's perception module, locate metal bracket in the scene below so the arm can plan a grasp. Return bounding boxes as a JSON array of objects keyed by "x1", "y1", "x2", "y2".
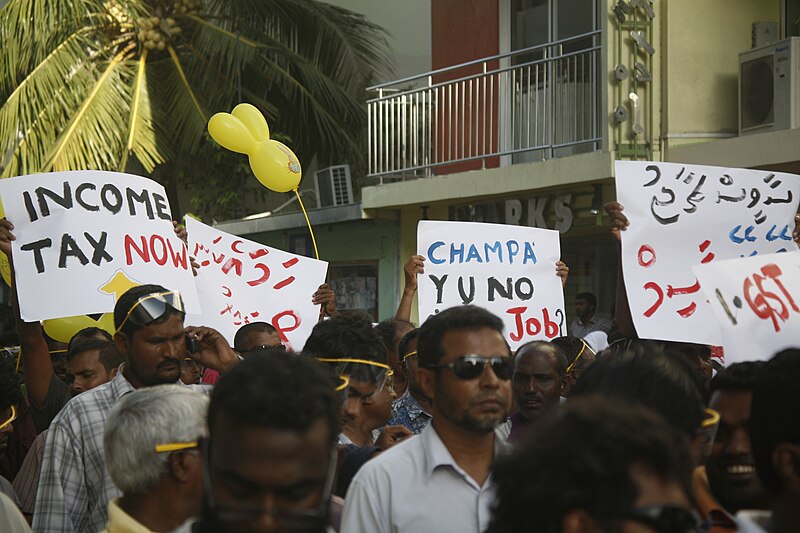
[
  {"x1": 630, "y1": 30, "x2": 655, "y2": 55},
  {"x1": 614, "y1": 64, "x2": 630, "y2": 81},
  {"x1": 629, "y1": 92, "x2": 644, "y2": 135},
  {"x1": 633, "y1": 61, "x2": 652, "y2": 82}
]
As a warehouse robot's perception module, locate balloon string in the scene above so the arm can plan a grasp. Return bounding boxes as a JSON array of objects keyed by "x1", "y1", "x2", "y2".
[{"x1": 295, "y1": 190, "x2": 319, "y2": 260}]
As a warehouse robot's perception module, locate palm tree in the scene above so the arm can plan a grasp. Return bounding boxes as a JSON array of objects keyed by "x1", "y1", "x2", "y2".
[{"x1": 0, "y1": 0, "x2": 391, "y2": 180}]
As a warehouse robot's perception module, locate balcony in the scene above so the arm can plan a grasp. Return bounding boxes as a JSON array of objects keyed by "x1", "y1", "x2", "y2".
[{"x1": 367, "y1": 31, "x2": 603, "y2": 181}]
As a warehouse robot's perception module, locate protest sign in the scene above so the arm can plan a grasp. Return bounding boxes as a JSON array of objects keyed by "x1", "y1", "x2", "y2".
[
  {"x1": 616, "y1": 161, "x2": 800, "y2": 345},
  {"x1": 693, "y1": 251, "x2": 800, "y2": 364},
  {"x1": 417, "y1": 220, "x2": 565, "y2": 350},
  {"x1": 185, "y1": 218, "x2": 328, "y2": 350},
  {"x1": 0, "y1": 171, "x2": 200, "y2": 321}
]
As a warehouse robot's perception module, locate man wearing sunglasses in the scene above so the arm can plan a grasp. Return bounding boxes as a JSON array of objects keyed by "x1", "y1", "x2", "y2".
[
  {"x1": 102, "y1": 385, "x2": 208, "y2": 533},
  {"x1": 34, "y1": 284, "x2": 240, "y2": 533},
  {"x1": 342, "y1": 305, "x2": 513, "y2": 533},
  {"x1": 195, "y1": 350, "x2": 339, "y2": 533}
]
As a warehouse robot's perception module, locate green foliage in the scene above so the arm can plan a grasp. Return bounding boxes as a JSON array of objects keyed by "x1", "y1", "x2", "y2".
[{"x1": 0, "y1": 0, "x2": 392, "y2": 217}]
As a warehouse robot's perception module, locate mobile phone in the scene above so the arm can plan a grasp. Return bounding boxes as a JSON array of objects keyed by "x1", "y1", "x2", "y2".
[{"x1": 185, "y1": 335, "x2": 199, "y2": 353}]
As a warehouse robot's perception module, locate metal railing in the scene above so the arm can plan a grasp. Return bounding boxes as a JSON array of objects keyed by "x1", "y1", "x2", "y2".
[{"x1": 367, "y1": 31, "x2": 603, "y2": 180}]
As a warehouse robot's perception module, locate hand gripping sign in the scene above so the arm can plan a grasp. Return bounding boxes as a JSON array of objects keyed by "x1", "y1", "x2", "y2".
[{"x1": 417, "y1": 220, "x2": 565, "y2": 350}]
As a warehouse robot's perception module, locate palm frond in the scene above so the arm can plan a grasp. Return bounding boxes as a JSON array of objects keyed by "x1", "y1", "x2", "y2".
[{"x1": 43, "y1": 47, "x2": 134, "y2": 172}]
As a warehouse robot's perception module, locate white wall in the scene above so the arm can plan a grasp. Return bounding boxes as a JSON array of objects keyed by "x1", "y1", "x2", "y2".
[{"x1": 327, "y1": 0, "x2": 432, "y2": 81}]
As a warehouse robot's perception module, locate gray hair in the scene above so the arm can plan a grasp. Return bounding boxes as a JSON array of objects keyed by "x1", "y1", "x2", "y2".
[{"x1": 104, "y1": 384, "x2": 208, "y2": 494}]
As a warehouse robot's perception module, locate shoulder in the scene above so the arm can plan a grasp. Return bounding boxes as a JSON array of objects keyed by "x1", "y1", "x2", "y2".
[{"x1": 352, "y1": 435, "x2": 423, "y2": 483}]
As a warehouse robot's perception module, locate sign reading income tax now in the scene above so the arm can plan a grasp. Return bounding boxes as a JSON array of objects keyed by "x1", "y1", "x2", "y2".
[
  {"x1": 0, "y1": 171, "x2": 200, "y2": 321},
  {"x1": 417, "y1": 220, "x2": 566, "y2": 350}
]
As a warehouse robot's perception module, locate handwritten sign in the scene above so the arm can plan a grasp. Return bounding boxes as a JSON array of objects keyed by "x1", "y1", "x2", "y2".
[
  {"x1": 417, "y1": 220, "x2": 565, "y2": 350},
  {"x1": 0, "y1": 171, "x2": 200, "y2": 321},
  {"x1": 185, "y1": 218, "x2": 328, "y2": 350},
  {"x1": 616, "y1": 161, "x2": 800, "y2": 345},
  {"x1": 693, "y1": 251, "x2": 800, "y2": 363}
]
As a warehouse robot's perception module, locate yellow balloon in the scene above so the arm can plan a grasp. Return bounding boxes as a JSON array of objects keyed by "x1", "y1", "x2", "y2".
[
  {"x1": 208, "y1": 104, "x2": 302, "y2": 193},
  {"x1": 250, "y1": 140, "x2": 303, "y2": 193},
  {"x1": 0, "y1": 199, "x2": 10, "y2": 286},
  {"x1": 43, "y1": 314, "x2": 116, "y2": 344}
]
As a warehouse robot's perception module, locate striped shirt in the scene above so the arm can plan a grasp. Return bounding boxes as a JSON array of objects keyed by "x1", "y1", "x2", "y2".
[{"x1": 32, "y1": 371, "x2": 209, "y2": 533}]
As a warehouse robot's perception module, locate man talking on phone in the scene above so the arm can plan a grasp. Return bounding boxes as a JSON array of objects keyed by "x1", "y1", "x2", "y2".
[{"x1": 34, "y1": 284, "x2": 240, "y2": 533}]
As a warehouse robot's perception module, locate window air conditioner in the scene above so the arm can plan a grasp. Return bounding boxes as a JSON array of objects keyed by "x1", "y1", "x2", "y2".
[
  {"x1": 314, "y1": 165, "x2": 353, "y2": 207},
  {"x1": 739, "y1": 37, "x2": 799, "y2": 135}
]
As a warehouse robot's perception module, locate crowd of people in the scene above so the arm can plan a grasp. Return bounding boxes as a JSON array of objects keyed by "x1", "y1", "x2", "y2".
[{"x1": 0, "y1": 202, "x2": 797, "y2": 533}]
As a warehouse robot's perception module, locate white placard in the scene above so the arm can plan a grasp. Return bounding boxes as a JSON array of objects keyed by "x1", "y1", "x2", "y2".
[
  {"x1": 694, "y1": 251, "x2": 800, "y2": 364},
  {"x1": 185, "y1": 218, "x2": 328, "y2": 351},
  {"x1": 0, "y1": 171, "x2": 200, "y2": 321},
  {"x1": 417, "y1": 220, "x2": 565, "y2": 350},
  {"x1": 616, "y1": 161, "x2": 800, "y2": 345}
]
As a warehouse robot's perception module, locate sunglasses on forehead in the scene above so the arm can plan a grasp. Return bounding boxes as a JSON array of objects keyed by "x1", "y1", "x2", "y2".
[
  {"x1": 424, "y1": 355, "x2": 513, "y2": 381},
  {"x1": 116, "y1": 291, "x2": 185, "y2": 334},
  {"x1": 620, "y1": 505, "x2": 699, "y2": 533}
]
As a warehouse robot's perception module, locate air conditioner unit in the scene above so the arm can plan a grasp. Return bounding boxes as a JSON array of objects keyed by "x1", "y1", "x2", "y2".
[
  {"x1": 314, "y1": 165, "x2": 353, "y2": 207},
  {"x1": 739, "y1": 37, "x2": 800, "y2": 135}
]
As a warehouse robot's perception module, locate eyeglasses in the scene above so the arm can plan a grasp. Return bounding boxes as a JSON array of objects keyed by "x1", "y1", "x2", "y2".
[
  {"x1": 201, "y1": 440, "x2": 337, "y2": 528},
  {"x1": 565, "y1": 340, "x2": 596, "y2": 374},
  {"x1": 315, "y1": 358, "x2": 394, "y2": 391},
  {"x1": 424, "y1": 355, "x2": 513, "y2": 381},
  {"x1": 155, "y1": 441, "x2": 199, "y2": 453},
  {"x1": 0, "y1": 405, "x2": 16, "y2": 431},
  {"x1": 116, "y1": 291, "x2": 185, "y2": 334},
  {"x1": 620, "y1": 505, "x2": 699, "y2": 533}
]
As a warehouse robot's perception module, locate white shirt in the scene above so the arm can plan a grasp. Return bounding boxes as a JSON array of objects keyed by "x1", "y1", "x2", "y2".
[{"x1": 341, "y1": 423, "x2": 507, "y2": 533}]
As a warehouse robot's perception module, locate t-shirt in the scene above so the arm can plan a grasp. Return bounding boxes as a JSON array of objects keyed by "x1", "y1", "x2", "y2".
[{"x1": 29, "y1": 374, "x2": 69, "y2": 434}]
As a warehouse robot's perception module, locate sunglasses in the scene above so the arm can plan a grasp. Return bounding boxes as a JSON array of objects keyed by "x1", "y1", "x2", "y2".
[
  {"x1": 620, "y1": 505, "x2": 699, "y2": 533},
  {"x1": 0, "y1": 405, "x2": 16, "y2": 431},
  {"x1": 116, "y1": 291, "x2": 185, "y2": 334},
  {"x1": 241, "y1": 344, "x2": 287, "y2": 354},
  {"x1": 425, "y1": 355, "x2": 513, "y2": 381}
]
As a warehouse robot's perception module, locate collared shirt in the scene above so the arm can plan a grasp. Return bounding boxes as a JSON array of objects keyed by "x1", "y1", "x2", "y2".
[
  {"x1": 569, "y1": 315, "x2": 614, "y2": 339},
  {"x1": 388, "y1": 391, "x2": 432, "y2": 435},
  {"x1": 12, "y1": 429, "x2": 46, "y2": 515},
  {"x1": 33, "y1": 371, "x2": 210, "y2": 533},
  {"x1": 734, "y1": 511, "x2": 770, "y2": 533},
  {"x1": 341, "y1": 423, "x2": 507, "y2": 533},
  {"x1": 693, "y1": 466, "x2": 737, "y2": 533},
  {"x1": 101, "y1": 499, "x2": 195, "y2": 533}
]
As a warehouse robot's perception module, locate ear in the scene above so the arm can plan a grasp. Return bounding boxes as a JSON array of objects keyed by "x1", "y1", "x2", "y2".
[
  {"x1": 168, "y1": 451, "x2": 199, "y2": 484},
  {"x1": 231, "y1": 103, "x2": 270, "y2": 142},
  {"x1": 108, "y1": 366, "x2": 119, "y2": 379},
  {"x1": 417, "y1": 367, "x2": 436, "y2": 403},
  {"x1": 114, "y1": 331, "x2": 129, "y2": 359},
  {"x1": 561, "y1": 510, "x2": 601, "y2": 533},
  {"x1": 207, "y1": 113, "x2": 257, "y2": 154},
  {"x1": 559, "y1": 376, "x2": 567, "y2": 396},
  {"x1": 773, "y1": 443, "x2": 800, "y2": 494}
]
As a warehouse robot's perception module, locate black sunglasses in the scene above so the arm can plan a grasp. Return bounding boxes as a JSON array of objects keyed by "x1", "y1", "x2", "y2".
[
  {"x1": 425, "y1": 355, "x2": 513, "y2": 381},
  {"x1": 241, "y1": 343, "x2": 287, "y2": 354},
  {"x1": 620, "y1": 505, "x2": 699, "y2": 533}
]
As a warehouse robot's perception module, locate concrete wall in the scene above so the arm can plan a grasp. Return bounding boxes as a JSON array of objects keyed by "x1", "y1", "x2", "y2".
[{"x1": 661, "y1": 0, "x2": 780, "y2": 140}]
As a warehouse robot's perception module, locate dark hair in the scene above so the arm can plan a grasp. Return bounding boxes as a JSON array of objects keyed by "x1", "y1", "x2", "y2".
[
  {"x1": 710, "y1": 361, "x2": 765, "y2": 395},
  {"x1": 208, "y1": 351, "x2": 340, "y2": 443},
  {"x1": 575, "y1": 292, "x2": 597, "y2": 308},
  {"x1": 571, "y1": 343, "x2": 705, "y2": 438},
  {"x1": 302, "y1": 311, "x2": 386, "y2": 383},
  {"x1": 514, "y1": 341, "x2": 568, "y2": 378},
  {"x1": 550, "y1": 336, "x2": 584, "y2": 362},
  {"x1": 488, "y1": 397, "x2": 692, "y2": 533},
  {"x1": 113, "y1": 284, "x2": 180, "y2": 337},
  {"x1": 67, "y1": 340, "x2": 123, "y2": 372},
  {"x1": 0, "y1": 357, "x2": 22, "y2": 411},
  {"x1": 417, "y1": 305, "x2": 504, "y2": 368},
  {"x1": 398, "y1": 328, "x2": 420, "y2": 366},
  {"x1": 233, "y1": 322, "x2": 277, "y2": 352},
  {"x1": 374, "y1": 319, "x2": 414, "y2": 353},
  {"x1": 67, "y1": 327, "x2": 113, "y2": 352},
  {"x1": 750, "y1": 348, "x2": 800, "y2": 494}
]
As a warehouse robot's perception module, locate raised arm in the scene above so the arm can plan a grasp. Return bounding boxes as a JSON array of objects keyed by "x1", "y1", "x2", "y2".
[
  {"x1": 0, "y1": 219, "x2": 54, "y2": 408},
  {"x1": 395, "y1": 255, "x2": 425, "y2": 322},
  {"x1": 604, "y1": 202, "x2": 637, "y2": 338}
]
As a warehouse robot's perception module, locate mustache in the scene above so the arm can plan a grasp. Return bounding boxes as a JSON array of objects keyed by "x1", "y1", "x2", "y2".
[
  {"x1": 158, "y1": 358, "x2": 181, "y2": 368},
  {"x1": 470, "y1": 392, "x2": 506, "y2": 405}
]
